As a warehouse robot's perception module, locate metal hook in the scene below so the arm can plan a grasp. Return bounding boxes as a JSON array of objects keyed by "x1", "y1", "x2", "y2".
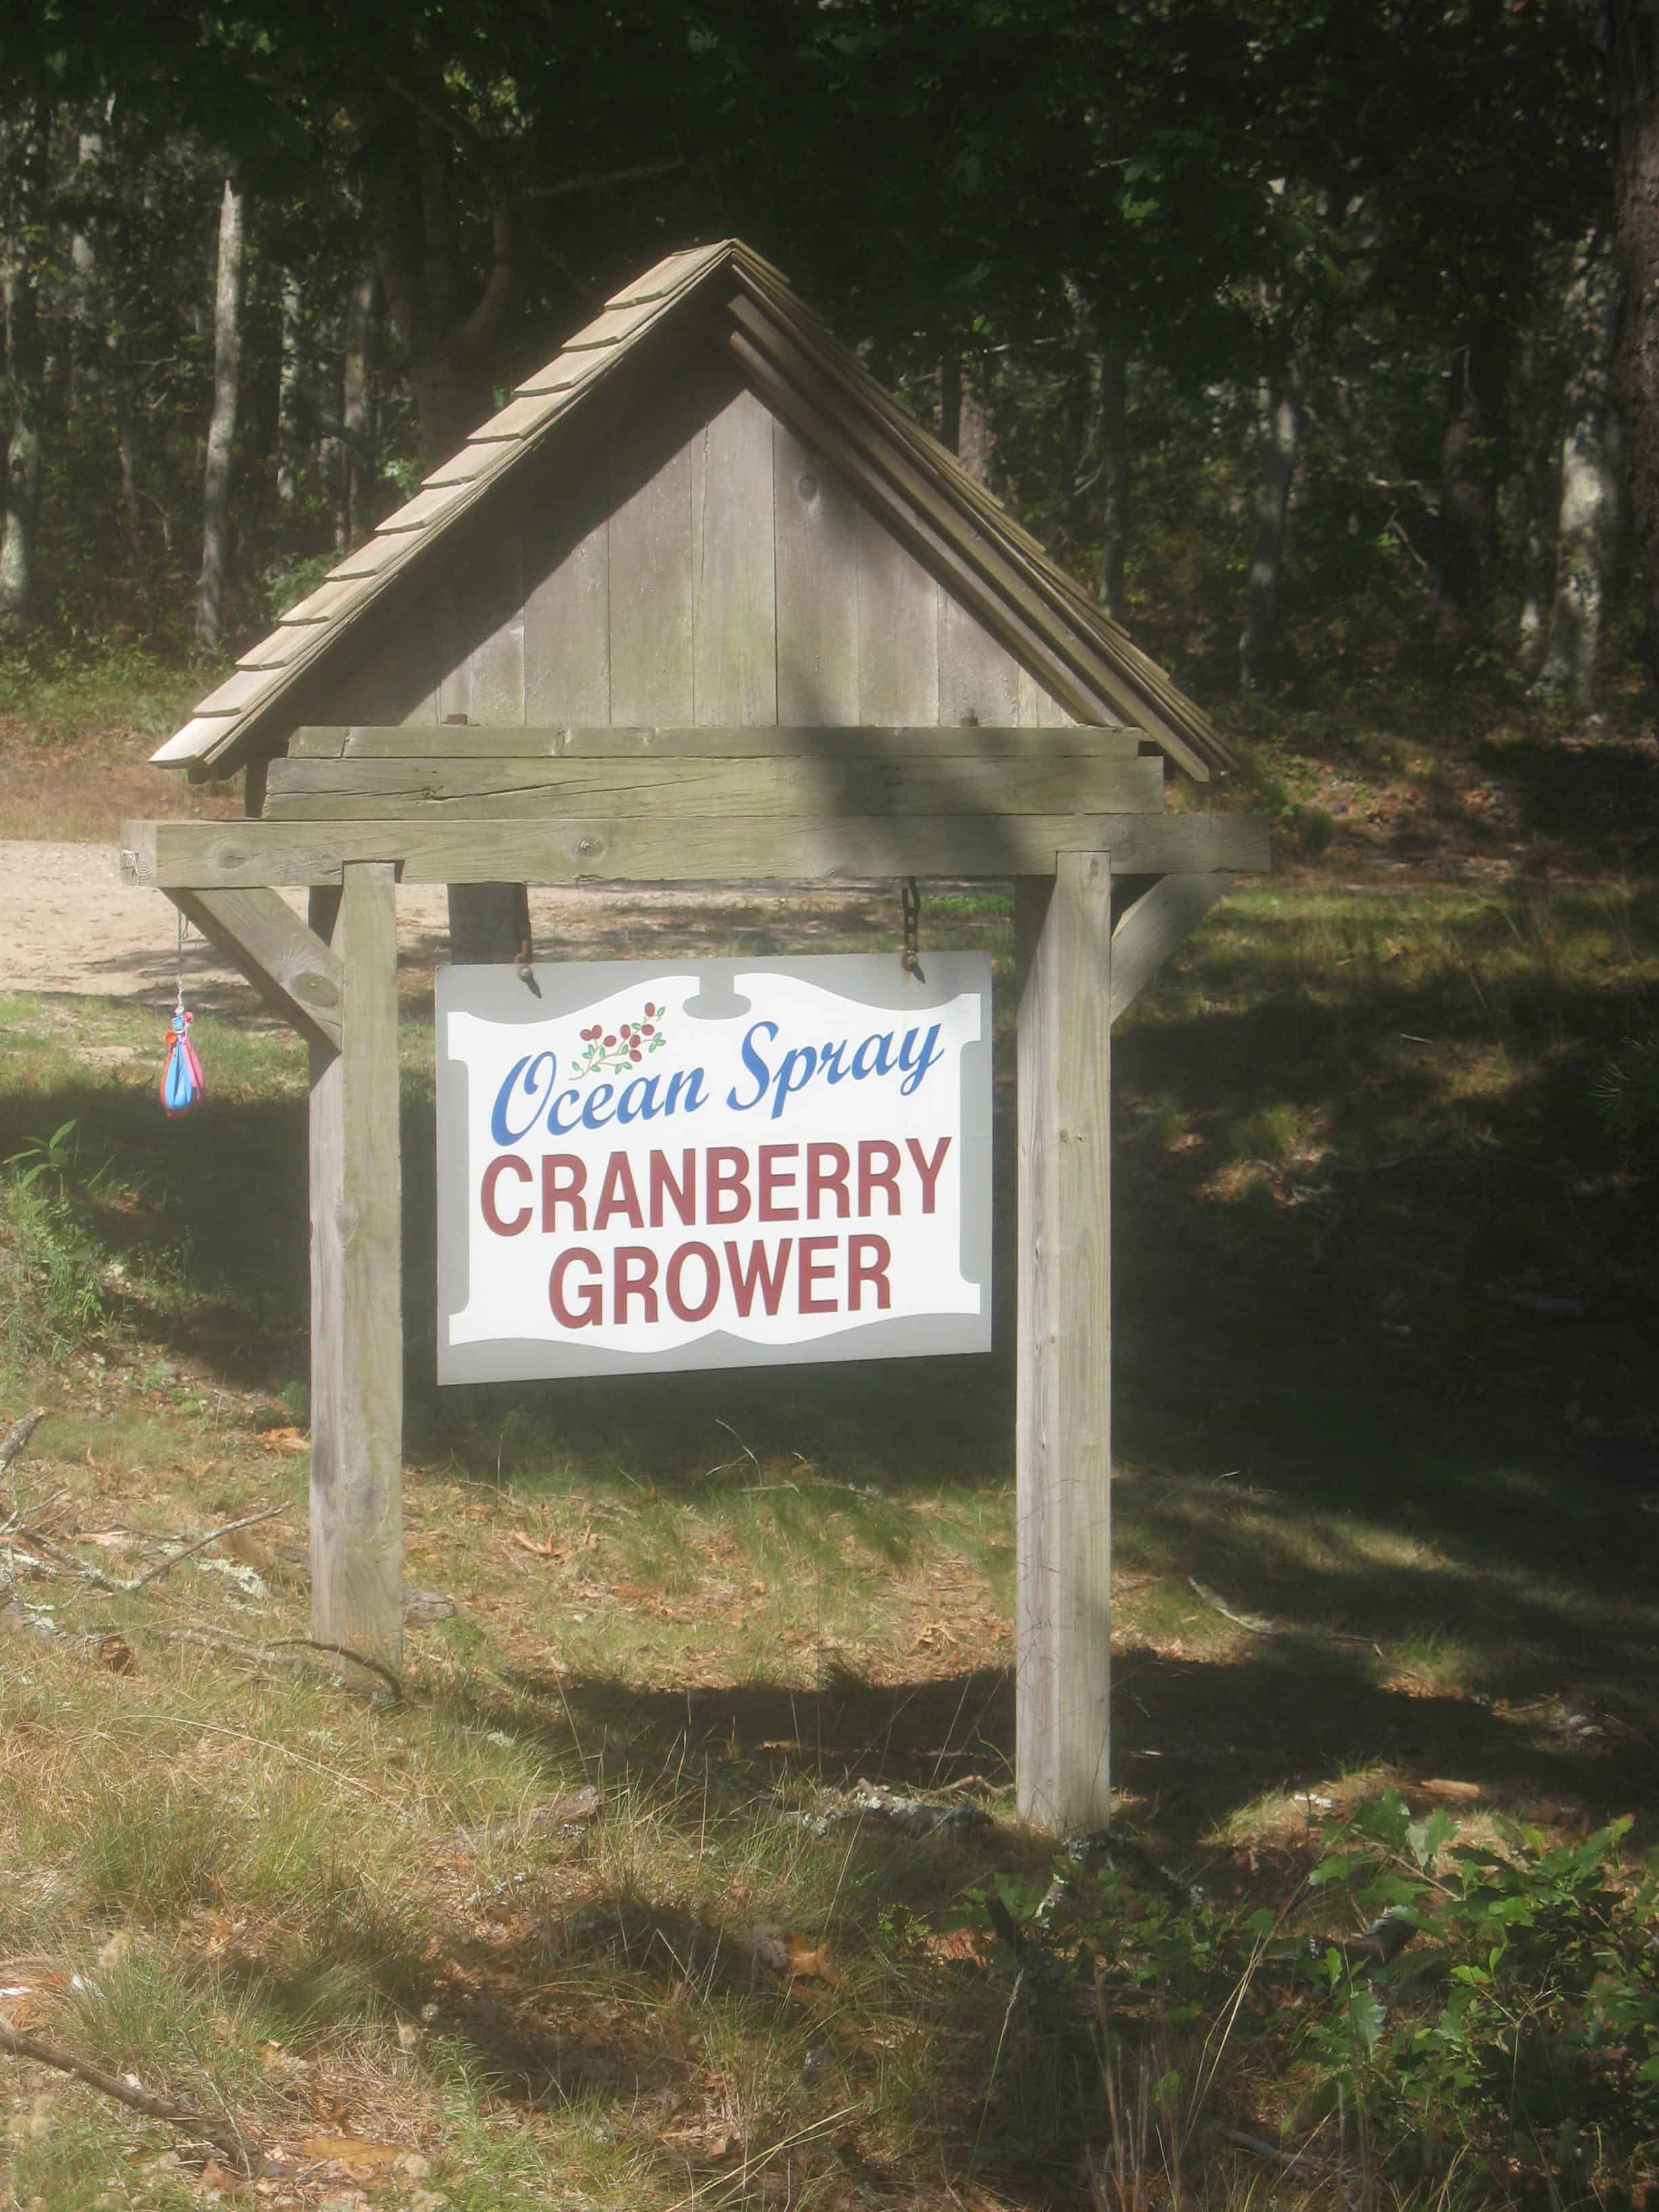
[{"x1": 899, "y1": 876, "x2": 924, "y2": 983}]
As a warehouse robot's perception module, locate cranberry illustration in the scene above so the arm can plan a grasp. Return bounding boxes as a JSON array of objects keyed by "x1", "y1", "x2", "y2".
[
  {"x1": 644, "y1": 1002, "x2": 657, "y2": 1017},
  {"x1": 630, "y1": 1048, "x2": 642, "y2": 1062},
  {"x1": 640, "y1": 1023, "x2": 655, "y2": 1036},
  {"x1": 603, "y1": 1033, "x2": 616, "y2": 1047}
]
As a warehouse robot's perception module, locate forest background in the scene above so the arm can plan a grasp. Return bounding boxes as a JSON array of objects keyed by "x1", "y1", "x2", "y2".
[{"x1": 0, "y1": 0, "x2": 1648, "y2": 738}]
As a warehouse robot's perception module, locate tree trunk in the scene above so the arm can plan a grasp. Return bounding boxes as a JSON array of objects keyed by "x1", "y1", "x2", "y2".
[
  {"x1": 1609, "y1": 1, "x2": 1659, "y2": 697},
  {"x1": 195, "y1": 167, "x2": 246, "y2": 655},
  {"x1": 342, "y1": 268, "x2": 380, "y2": 539},
  {"x1": 1433, "y1": 321, "x2": 1510, "y2": 655},
  {"x1": 1239, "y1": 357, "x2": 1303, "y2": 691},
  {"x1": 939, "y1": 350, "x2": 961, "y2": 454},
  {"x1": 277, "y1": 270, "x2": 303, "y2": 511},
  {"x1": 1095, "y1": 331, "x2": 1128, "y2": 622},
  {"x1": 0, "y1": 251, "x2": 44, "y2": 638},
  {"x1": 1538, "y1": 237, "x2": 1618, "y2": 706}
]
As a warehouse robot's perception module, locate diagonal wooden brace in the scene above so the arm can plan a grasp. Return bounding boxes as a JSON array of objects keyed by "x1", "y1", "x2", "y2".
[
  {"x1": 1109, "y1": 871, "x2": 1236, "y2": 1025},
  {"x1": 167, "y1": 888, "x2": 345, "y2": 1053}
]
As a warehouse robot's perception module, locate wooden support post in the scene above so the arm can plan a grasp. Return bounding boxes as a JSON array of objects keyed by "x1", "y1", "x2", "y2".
[
  {"x1": 307, "y1": 865, "x2": 403, "y2": 1668},
  {"x1": 1015, "y1": 853, "x2": 1113, "y2": 1832}
]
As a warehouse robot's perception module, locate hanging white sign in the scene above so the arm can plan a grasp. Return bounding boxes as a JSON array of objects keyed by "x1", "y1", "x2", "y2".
[{"x1": 435, "y1": 954, "x2": 992, "y2": 1382}]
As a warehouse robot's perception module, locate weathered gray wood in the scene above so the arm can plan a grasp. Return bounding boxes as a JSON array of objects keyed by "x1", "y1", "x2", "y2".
[
  {"x1": 438, "y1": 533, "x2": 525, "y2": 726},
  {"x1": 1016, "y1": 853, "x2": 1113, "y2": 1832},
  {"x1": 169, "y1": 887, "x2": 343, "y2": 1052},
  {"x1": 308, "y1": 861, "x2": 402, "y2": 1668},
  {"x1": 939, "y1": 587, "x2": 1021, "y2": 728},
  {"x1": 856, "y1": 500, "x2": 939, "y2": 722},
  {"x1": 288, "y1": 723, "x2": 1144, "y2": 761},
  {"x1": 691, "y1": 379, "x2": 777, "y2": 723},
  {"x1": 1018, "y1": 666, "x2": 1080, "y2": 728},
  {"x1": 327, "y1": 578, "x2": 443, "y2": 727},
  {"x1": 607, "y1": 384, "x2": 696, "y2": 724},
  {"x1": 262, "y1": 752, "x2": 1164, "y2": 819},
  {"x1": 123, "y1": 810, "x2": 1270, "y2": 889},
  {"x1": 1109, "y1": 872, "x2": 1235, "y2": 1025},
  {"x1": 523, "y1": 471, "x2": 610, "y2": 725},
  {"x1": 773, "y1": 424, "x2": 861, "y2": 724}
]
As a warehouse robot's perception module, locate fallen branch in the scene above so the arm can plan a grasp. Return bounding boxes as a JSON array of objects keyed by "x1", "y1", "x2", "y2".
[
  {"x1": 0, "y1": 2014, "x2": 264, "y2": 2175},
  {"x1": 129, "y1": 1503, "x2": 289, "y2": 1591},
  {"x1": 0, "y1": 1410, "x2": 45, "y2": 1479},
  {"x1": 261, "y1": 1637, "x2": 403, "y2": 1702}
]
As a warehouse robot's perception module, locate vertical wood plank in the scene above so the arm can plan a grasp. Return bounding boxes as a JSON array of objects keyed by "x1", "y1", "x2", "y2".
[
  {"x1": 329, "y1": 583, "x2": 443, "y2": 726},
  {"x1": 1016, "y1": 852, "x2": 1112, "y2": 1832},
  {"x1": 608, "y1": 406, "x2": 695, "y2": 725},
  {"x1": 439, "y1": 533, "x2": 526, "y2": 725},
  {"x1": 939, "y1": 589, "x2": 1021, "y2": 726},
  {"x1": 691, "y1": 381, "x2": 777, "y2": 723},
  {"x1": 308, "y1": 862, "x2": 403, "y2": 1668},
  {"x1": 1018, "y1": 664, "x2": 1080, "y2": 729},
  {"x1": 523, "y1": 470, "x2": 611, "y2": 724},
  {"x1": 773, "y1": 422, "x2": 861, "y2": 724},
  {"x1": 856, "y1": 503, "x2": 939, "y2": 722}
]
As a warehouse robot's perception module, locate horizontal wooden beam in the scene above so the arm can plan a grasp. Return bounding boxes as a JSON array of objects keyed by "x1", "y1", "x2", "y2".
[
  {"x1": 287, "y1": 723, "x2": 1147, "y2": 762},
  {"x1": 169, "y1": 887, "x2": 344, "y2": 1052},
  {"x1": 123, "y1": 812, "x2": 1270, "y2": 890},
  {"x1": 262, "y1": 752, "x2": 1164, "y2": 821}
]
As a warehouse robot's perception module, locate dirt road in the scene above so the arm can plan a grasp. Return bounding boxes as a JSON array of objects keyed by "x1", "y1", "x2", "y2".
[{"x1": 0, "y1": 840, "x2": 878, "y2": 1014}]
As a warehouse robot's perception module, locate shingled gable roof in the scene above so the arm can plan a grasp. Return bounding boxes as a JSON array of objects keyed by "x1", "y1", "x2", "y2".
[{"x1": 155, "y1": 240, "x2": 1236, "y2": 783}]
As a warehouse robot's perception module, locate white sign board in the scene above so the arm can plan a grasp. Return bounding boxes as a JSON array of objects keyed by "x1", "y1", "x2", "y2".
[{"x1": 435, "y1": 954, "x2": 992, "y2": 1382}]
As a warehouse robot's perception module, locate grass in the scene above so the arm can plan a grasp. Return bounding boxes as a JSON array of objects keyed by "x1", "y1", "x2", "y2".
[{"x1": 3, "y1": 869, "x2": 1659, "y2": 2206}]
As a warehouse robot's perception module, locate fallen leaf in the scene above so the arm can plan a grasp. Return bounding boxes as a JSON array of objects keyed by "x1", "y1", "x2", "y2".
[
  {"x1": 300, "y1": 2135, "x2": 405, "y2": 2174},
  {"x1": 512, "y1": 1532, "x2": 569, "y2": 1561},
  {"x1": 258, "y1": 1427, "x2": 310, "y2": 1454},
  {"x1": 750, "y1": 1923, "x2": 838, "y2": 1986},
  {"x1": 97, "y1": 1633, "x2": 135, "y2": 1675}
]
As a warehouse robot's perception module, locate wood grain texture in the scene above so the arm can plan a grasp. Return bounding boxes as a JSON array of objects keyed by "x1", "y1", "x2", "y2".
[
  {"x1": 438, "y1": 532, "x2": 525, "y2": 726},
  {"x1": 127, "y1": 811, "x2": 1269, "y2": 888},
  {"x1": 523, "y1": 468, "x2": 611, "y2": 725},
  {"x1": 606, "y1": 382, "x2": 697, "y2": 724},
  {"x1": 327, "y1": 581, "x2": 443, "y2": 728},
  {"x1": 939, "y1": 587, "x2": 1021, "y2": 727},
  {"x1": 291, "y1": 723, "x2": 1144, "y2": 760},
  {"x1": 691, "y1": 379, "x2": 777, "y2": 722},
  {"x1": 1018, "y1": 665, "x2": 1080, "y2": 728},
  {"x1": 773, "y1": 423, "x2": 861, "y2": 724},
  {"x1": 262, "y1": 753, "x2": 1164, "y2": 819},
  {"x1": 856, "y1": 500, "x2": 939, "y2": 722},
  {"x1": 169, "y1": 887, "x2": 343, "y2": 1052},
  {"x1": 308, "y1": 863, "x2": 403, "y2": 1668},
  {"x1": 1109, "y1": 872, "x2": 1235, "y2": 1025},
  {"x1": 1016, "y1": 853, "x2": 1113, "y2": 1833}
]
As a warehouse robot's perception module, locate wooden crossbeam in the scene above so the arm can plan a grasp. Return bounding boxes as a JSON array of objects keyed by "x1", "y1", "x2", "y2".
[
  {"x1": 169, "y1": 888, "x2": 344, "y2": 1053},
  {"x1": 122, "y1": 813, "x2": 1269, "y2": 890},
  {"x1": 1109, "y1": 872, "x2": 1237, "y2": 1025},
  {"x1": 287, "y1": 723, "x2": 1147, "y2": 761},
  {"x1": 262, "y1": 752, "x2": 1164, "y2": 821}
]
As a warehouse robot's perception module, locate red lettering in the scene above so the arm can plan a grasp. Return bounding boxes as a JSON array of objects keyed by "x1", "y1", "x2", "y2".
[
  {"x1": 649, "y1": 1147, "x2": 697, "y2": 1228},
  {"x1": 806, "y1": 1141, "x2": 850, "y2": 1219},
  {"x1": 707, "y1": 1147, "x2": 751, "y2": 1223},
  {"x1": 905, "y1": 1135, "x2": 951, "y2": 1214},
  {"x1": 798, "y1": 1235, "x2": 836, "y2": 1313},
  {"x1": 613, "y1": 1246, "x2": 659, "y2": 1322},
  {"x1": 481, "y1": 1155, "x2": 532, "y2": 1235},
  {"x1": 665, "y1": 1241, "x2": 720, "y2": 1322},
  {"x1": 758, "y1": 1143, "x2": 799, "y2": 1222},
  {"x1": 724, "y1": 1237, "x2": 792, "y2": 1317},
  {"x1": 858, "y1": 1139, "x2": 902, "y2": 1215},
  {"x1": 593, "y1": 1151, "x2": 644, "y2": 1231},
  {"x1": 549, "y1": 1247, "x2": 602, "y2": 1326},
  {"x1": 541, "y1": 1153, "x2": 587, "y2": 1231},
  {"x1": 848, "y1": 1234, "x2": 892, "y2": 1311}
]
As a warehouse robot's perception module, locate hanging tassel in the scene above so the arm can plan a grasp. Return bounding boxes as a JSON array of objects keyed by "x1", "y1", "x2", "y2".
[{"x1": 159, "y1": 1007, "x2": 205, "y2": 1117}]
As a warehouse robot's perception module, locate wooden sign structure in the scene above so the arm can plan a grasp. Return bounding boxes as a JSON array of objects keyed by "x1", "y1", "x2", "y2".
[{"x1": 121, "y1": 241, "x2": 1268, "y2": 1835}]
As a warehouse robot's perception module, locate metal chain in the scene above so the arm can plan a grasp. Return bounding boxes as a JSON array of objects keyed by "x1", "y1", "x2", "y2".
[{"x1": 899, "y1": 876, "x2": 924, "y2": 983}]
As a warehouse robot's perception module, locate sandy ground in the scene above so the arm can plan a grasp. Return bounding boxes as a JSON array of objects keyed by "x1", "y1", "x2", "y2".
[{"x1": 0, "y1": 840, "x2": 880, "y2": 1013}]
